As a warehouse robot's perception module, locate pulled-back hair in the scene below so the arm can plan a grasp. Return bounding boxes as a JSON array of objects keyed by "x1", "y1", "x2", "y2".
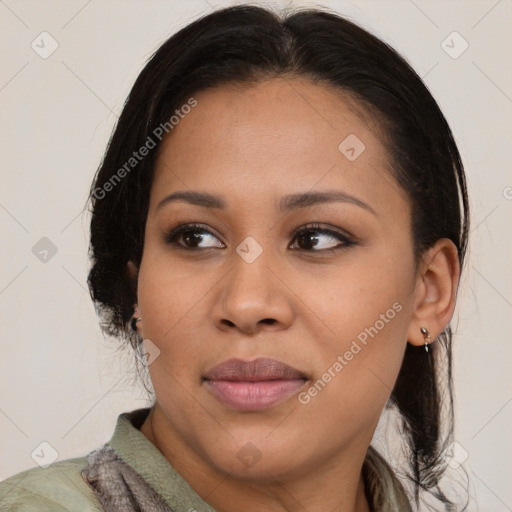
[{"x1": 88, "y1": 5, "x2": 470, "y2": 509}]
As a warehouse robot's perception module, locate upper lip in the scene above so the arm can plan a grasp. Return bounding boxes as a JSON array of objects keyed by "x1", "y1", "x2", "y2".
[{"x1": 203, "y1": 358, "x2": 307, "y2": 382}]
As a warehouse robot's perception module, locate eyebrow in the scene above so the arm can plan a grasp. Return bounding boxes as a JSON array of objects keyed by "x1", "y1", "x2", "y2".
[{"x1": 156, "y1": 190, "x2": 376, "y2": 215}]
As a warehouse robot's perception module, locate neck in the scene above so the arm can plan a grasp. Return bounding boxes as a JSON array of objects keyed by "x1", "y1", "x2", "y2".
[{"x1": 140, "y1": 405, "x2": 372, "y2": 512}]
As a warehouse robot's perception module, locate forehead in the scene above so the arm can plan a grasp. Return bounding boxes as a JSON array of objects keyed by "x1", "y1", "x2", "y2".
[{"x1": 151, "y1": 78, "x2": 407, "y2": 215}]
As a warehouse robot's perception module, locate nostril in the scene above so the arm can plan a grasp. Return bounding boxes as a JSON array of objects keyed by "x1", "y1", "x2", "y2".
[{"x1": 261, "y1": 318, "x2": 276, "y2": 325}]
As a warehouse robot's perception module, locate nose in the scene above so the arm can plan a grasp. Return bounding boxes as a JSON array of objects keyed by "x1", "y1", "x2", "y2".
[{"x1": 212, "y1": 249, "x2": 295, "y2": 335}]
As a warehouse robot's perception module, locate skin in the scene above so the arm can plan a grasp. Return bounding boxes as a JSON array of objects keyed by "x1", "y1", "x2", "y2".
[{"x1": 130, "y1": 77, "x2": 460, "y2": 512}]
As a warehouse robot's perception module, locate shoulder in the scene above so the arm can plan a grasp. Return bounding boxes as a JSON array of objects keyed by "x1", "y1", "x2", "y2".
[{"x1": 0, "y1": 457, "x2": 102, "y2": 512}]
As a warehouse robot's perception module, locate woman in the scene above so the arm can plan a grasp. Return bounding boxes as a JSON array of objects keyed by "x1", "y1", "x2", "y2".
[{"x1": 0, "y1": 4, "x2": 469, "y2": 511}]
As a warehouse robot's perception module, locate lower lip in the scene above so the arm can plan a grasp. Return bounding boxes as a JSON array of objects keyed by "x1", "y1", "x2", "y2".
[{"x1": 205, "y1": 379, "x2": 307, "y2": 411}]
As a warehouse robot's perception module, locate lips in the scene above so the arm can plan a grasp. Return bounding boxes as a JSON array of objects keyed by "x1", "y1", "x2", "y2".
[
  {"x1": 203, "y1": 358, "x2": 308, "y2": 411},
  {"x1": 204, "y1": 357, "x2": 307, "y2": 381}
]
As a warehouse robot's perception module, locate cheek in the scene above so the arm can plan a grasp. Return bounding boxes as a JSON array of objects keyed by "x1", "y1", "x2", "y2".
[
  {"x1": 303, "y1": 253, "x2": 412, "y2": 350},
  {"x1": 295, "y1": 255, "x2": 413, "y2": 418},
  {"x1": 138, "y1": 246, "x2": 206, "y2": 320},
  {"x1": 136, "y1": 253, "x2": 219, "y2": 371},
  {"x1": 296, "y1": 302, "x2": 408, "y2": 441}
]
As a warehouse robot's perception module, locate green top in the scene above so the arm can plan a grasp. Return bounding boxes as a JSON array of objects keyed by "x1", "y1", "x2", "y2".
[
  {"x1": 0, "y1": 408, "x2": 411, "y2": 511},
  {"x1": 0, "y1": 408, "x2": 216, "y2": 512}
]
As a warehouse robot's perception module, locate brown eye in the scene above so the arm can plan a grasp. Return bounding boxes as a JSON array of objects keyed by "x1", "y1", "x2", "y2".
[
  {"x1": 164, "y1": 224, "x2": 224, "y2": 249},
  {"x1": 289, "y1": 224, "x2": 355, "y2": 252}
]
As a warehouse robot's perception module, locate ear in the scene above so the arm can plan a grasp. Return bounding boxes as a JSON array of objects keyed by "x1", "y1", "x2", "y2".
[
  {"x1": 407, "y1": 238, "x2": 460, "y2": 346},
  {"x1": 126, "y1": 259, "x2": 140, "y2": 310},
  {"x1": 126, "y1": 260, "x2": 139, "y2": 281},
  {"x1": 126, "y1": 260, "x2": 142, "y2": 330}
]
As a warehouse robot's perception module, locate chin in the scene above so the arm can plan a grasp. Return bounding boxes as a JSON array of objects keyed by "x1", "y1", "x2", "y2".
[{"x1": 203, "y1": 435, "x2": 310, "y2": 481}]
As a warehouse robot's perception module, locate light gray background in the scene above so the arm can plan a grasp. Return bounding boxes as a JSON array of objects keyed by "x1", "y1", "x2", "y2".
[{"x1": 1, "y1": 0, "x2": 511, "y2": 510}]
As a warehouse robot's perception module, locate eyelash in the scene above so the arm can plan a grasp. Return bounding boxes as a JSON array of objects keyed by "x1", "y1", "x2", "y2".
[{"x1": 163, "y1": 222, "x2": 356, "y2": 254}]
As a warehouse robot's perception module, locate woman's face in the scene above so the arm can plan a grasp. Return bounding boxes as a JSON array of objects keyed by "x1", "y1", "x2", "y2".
[{"x1": 137, "y1": 78, "x2": 419, "y2": 479}]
